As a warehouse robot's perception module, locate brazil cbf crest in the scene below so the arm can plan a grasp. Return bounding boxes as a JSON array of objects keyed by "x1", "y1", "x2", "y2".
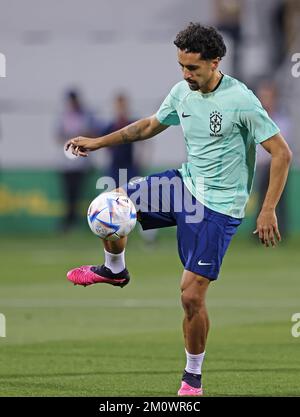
[{"x1": 210, "y1": 111, "x2": 223, "y2": 137}]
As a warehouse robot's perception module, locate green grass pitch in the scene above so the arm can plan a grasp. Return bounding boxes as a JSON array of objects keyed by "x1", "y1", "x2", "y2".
[{"x1": 0, "y1": 230, "x2": 299, "y2": 396}]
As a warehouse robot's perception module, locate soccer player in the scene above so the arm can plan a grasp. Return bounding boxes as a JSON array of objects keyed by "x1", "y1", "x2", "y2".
[{"x1": 65, "y1": 23, "x2": 292, "y2": 396}]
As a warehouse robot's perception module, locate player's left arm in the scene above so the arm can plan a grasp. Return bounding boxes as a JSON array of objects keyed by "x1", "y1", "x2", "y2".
[{"x1": 254, "y1": 133, "x2": 293, "y2": 247}]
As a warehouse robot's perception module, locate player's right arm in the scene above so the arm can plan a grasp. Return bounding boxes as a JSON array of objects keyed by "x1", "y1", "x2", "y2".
[{"x1": 65, "y1": 115, "x2": 169, "y2": 157}]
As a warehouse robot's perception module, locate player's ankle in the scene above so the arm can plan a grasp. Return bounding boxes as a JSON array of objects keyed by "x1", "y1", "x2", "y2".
[
  {"x1": 104, "y1": 249, "x2": 126, "y2": 274},
  {"x1": 182, "y1": 370, "x2": 202, "y2": 388}
]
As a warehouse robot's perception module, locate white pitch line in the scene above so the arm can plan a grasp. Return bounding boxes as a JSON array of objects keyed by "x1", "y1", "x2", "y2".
[
  {"x1": 0, "y1": 298, "x2": 180, "y2": 308},
  {"x1": 0, "y1": 298, "x2": 298, "y2": 308}
]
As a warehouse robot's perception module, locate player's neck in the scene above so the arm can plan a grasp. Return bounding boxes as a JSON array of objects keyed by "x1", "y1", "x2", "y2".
[{"x1": 199, "y1": 71, "x2": 222, "y2": 94}]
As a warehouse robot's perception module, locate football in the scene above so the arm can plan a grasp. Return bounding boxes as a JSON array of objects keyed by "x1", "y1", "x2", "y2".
[{"x1": 87, "y1": 191, "x2": 137, "y2": 240}]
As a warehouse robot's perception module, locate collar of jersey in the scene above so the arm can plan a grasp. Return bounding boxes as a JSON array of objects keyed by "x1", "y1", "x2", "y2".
[{"x1": 196, "y1": 72, "x2": 225, "y2": 97}]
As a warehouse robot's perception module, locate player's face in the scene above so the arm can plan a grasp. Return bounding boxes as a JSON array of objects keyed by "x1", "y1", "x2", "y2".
[{"x1": 177, "y1": 49, "x2": 219, "y2": 92}]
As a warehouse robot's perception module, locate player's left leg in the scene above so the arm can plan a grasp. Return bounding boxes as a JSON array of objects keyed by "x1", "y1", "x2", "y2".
[
  {"x1": 181, "y1": 270, "x2": 210, "y2": 354},
  {"x1": 178, "y1": 270, "x2": 210, "y2": 396},
  {"x1": 176, "y1": 179, "x2": 242, "y2": 396}
]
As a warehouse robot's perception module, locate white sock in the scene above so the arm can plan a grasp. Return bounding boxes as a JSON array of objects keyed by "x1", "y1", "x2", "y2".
[
  {"x1": 185, "y1": 349, "x2": 205, "y2": 375},
  {"x1": 104, "y1": 249, "x2": 125, "y2": 274}
]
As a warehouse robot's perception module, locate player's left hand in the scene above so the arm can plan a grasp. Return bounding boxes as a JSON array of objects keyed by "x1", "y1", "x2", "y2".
[{"x1": 253, "y1": 208, "x2": 281, "y2": 247}]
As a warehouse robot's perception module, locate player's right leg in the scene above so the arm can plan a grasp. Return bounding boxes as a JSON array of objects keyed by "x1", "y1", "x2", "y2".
[
  {"x1": 67, "y1": 171, "x2": 176, "y2": 288},
  {"x1": 67, "y1": 188, "x2": 131, "y2": 288}
]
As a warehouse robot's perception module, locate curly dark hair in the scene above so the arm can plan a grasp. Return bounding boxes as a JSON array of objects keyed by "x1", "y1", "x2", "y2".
[{"x1": 174, "y1": 22, "x2": 226, "y2": 60}]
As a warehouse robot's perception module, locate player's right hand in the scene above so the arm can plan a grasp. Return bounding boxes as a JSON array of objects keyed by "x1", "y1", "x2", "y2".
[{"x1": 65, "y1": 136, "x2": 100, "y2": 157}]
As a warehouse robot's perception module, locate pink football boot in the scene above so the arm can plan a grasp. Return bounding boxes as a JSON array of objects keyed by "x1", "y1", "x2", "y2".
[
  {"x1": 67, "y1": 265, "x2": 130, "y2": 288},
  {"x1": 177, "y1": 381, "x2": 203, "y2": 396},
  {"x1": 178, "y1": 371, "x2": 203, "y2": 396}
]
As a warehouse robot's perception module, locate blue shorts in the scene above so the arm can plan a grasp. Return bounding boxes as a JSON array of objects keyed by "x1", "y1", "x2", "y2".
[{"x1": 122, "y1": 169, "x2": 242, "y2": 280}]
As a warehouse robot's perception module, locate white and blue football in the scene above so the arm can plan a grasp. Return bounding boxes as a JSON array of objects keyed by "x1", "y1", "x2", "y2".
[{"x1": 87, "y1": 191, "x2": 137, "y2": 241}]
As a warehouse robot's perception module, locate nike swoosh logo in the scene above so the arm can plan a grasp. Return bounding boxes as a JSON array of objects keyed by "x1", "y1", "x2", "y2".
[
  {"x1": 198, "y1": 260, "x2": 212, "y2": 266},
  {"x1": 182, "y1": 112, "x2": 191, "y2": 118}
]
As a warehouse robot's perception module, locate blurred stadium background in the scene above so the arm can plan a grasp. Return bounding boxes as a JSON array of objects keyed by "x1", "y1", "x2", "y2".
[{"x1": 0, "y1": 0, "x2": 299, "y2": 396}]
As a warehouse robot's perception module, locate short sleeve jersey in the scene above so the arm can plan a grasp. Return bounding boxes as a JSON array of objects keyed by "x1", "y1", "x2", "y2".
[{"x1": 156, "y1": 75, "x2": 280, "y2": 218}]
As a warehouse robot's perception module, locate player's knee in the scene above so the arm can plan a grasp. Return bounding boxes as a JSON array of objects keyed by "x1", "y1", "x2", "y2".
[{"x1": 181, "y1": 291, "x2": 206, "y2": 319}]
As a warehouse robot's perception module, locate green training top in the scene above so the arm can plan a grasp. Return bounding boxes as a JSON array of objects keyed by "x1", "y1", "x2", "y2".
[{"x1": 156, "y1": 74, "x2": 280, "y2": 218}]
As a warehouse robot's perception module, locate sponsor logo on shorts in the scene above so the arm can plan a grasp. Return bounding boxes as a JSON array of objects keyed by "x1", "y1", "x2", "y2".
[{"x1": 198, "y1": 260, "x2": 212, "y2": 266}]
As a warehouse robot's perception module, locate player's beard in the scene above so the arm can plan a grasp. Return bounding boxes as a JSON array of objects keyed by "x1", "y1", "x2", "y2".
[
  {"x1": 186, "y1": 73, "x2": 215, "y2": 92},
  {"x1": 186, "y1": 80, "x2": 199, "y2": 91}
]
